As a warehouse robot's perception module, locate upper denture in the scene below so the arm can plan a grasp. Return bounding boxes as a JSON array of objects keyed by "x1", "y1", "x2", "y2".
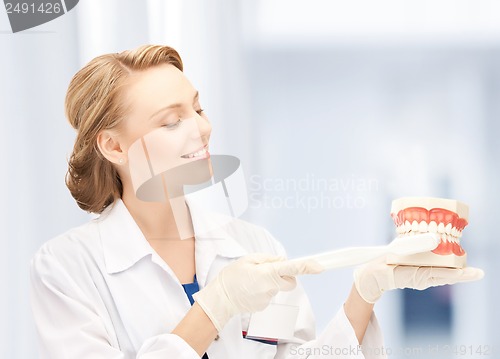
[{"x1": 392, "y1": 207, "x2": 468, "y2": 233}]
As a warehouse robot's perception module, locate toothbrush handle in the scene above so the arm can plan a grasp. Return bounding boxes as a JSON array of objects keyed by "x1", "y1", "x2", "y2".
[{"x1": 289, "y1": 246, "x2": 387, "y2": 270}]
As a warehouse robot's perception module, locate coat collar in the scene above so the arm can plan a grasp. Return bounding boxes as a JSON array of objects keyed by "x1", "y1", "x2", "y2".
[
  {"x1": 97, "y1": 199, "x2": 153, "y2": 274},
  {"x1": 97, "y1": 199, "x2": 247, "y2": 276}
]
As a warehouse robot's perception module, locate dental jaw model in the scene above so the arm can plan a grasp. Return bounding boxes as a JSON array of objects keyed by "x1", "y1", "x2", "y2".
[{"x1": 387, "y1": 197, "x2": 469, "y2": 268}]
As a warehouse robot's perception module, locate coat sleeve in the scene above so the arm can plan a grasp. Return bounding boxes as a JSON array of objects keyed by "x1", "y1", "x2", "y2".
[
  {"x1": 29, "y1": 253, "x2": 200, "y2": 359},
  {"x1": 263, "y1": 230, "x2": 386, "y2": 359}
]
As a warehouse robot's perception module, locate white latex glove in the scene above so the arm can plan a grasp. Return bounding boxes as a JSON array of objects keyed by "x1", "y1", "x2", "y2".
[
  {"x1": 193, "y1": 253, "x2": 322, "y2": 331},
  {"x1": 354, "y1": 260, "x2": 485, "y2": 304}
]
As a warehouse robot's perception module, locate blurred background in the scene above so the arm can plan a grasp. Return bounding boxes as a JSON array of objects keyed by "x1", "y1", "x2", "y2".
[{"x1": 1, "y1": 0, "x2": 498, "y2": 357}]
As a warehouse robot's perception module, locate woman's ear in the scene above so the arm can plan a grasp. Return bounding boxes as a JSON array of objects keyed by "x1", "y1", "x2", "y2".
[{"x1": 96, "y1": 130, "x2": 126, "y2": 165}]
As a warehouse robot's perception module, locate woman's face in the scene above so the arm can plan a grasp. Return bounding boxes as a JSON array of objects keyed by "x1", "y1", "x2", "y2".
[{"x1": 118, "y1": 64, "x2": 213, "y2": 195}]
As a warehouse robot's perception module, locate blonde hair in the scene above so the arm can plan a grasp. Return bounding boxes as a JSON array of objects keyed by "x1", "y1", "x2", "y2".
[{"x1": 65, "y1": 45, "x2": 183, "y2": 213}]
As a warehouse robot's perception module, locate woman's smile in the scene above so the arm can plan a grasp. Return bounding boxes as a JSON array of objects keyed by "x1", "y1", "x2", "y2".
[{"x1": 181, "y1": 144, "x2": 210, "y2": 160}]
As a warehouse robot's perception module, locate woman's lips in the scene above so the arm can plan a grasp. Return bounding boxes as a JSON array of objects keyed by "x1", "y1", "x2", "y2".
[{"x1": 181, "y1": 145, "x2": 210, "y2": 159}]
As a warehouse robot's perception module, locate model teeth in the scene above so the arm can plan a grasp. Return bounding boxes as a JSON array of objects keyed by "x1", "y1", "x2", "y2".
[
  {"x1": 390, "y1": 200, "x2": 469, "y2": 260},
  {"x1": 395, "y1": 220, "x2": 463, "y2": 244}
]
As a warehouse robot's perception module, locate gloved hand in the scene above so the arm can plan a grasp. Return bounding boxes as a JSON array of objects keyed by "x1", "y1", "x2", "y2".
[
  {"x1": 193, "y1": 253, "x2": 323, "y2": 331},
  {"x1": 354, "y1": 260, "x2": 484, "y2": 304}
]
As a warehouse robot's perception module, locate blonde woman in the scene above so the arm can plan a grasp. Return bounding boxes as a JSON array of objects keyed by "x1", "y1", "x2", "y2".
[{"x1": 30, "y1": 45, "x2": 483, "y2": 359}]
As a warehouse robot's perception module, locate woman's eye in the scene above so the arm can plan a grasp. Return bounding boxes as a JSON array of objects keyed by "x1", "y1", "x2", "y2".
[
  {"x1": 163, "y1": 119, "x2": 181, "y2": 129},
  {"x1": 196, "y1": 109, "x2": 204, "y2": 115}
]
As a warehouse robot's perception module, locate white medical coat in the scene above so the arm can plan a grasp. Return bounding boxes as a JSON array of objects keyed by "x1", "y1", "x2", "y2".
[{"x1": 30, "y1": 199, "x2": 385, "y2": 358}]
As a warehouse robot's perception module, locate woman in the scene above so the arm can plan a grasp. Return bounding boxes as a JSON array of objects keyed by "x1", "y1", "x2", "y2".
[{"x1": 30, "y1": 45, "x2": 483, "y2": 359}]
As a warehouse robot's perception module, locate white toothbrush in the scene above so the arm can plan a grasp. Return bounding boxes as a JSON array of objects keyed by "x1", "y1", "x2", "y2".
[{"x1": 289, "y1": 233, "x2": 440, "y2": 271}]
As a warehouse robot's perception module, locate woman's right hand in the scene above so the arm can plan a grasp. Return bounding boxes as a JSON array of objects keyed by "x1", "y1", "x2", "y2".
[{"x1": 192, "y1": 253, "x2": 321, "y2": 332}]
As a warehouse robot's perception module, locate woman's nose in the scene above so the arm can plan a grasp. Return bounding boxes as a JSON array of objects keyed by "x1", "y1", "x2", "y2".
[{"x1": 194, "y1": 114, "x2": 212, "y2": 140}]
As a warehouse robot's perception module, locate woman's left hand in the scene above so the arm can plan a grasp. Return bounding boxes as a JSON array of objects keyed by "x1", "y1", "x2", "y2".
[{"x1": 353, "y1": 260, "x2": 485, "y2": 304}]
